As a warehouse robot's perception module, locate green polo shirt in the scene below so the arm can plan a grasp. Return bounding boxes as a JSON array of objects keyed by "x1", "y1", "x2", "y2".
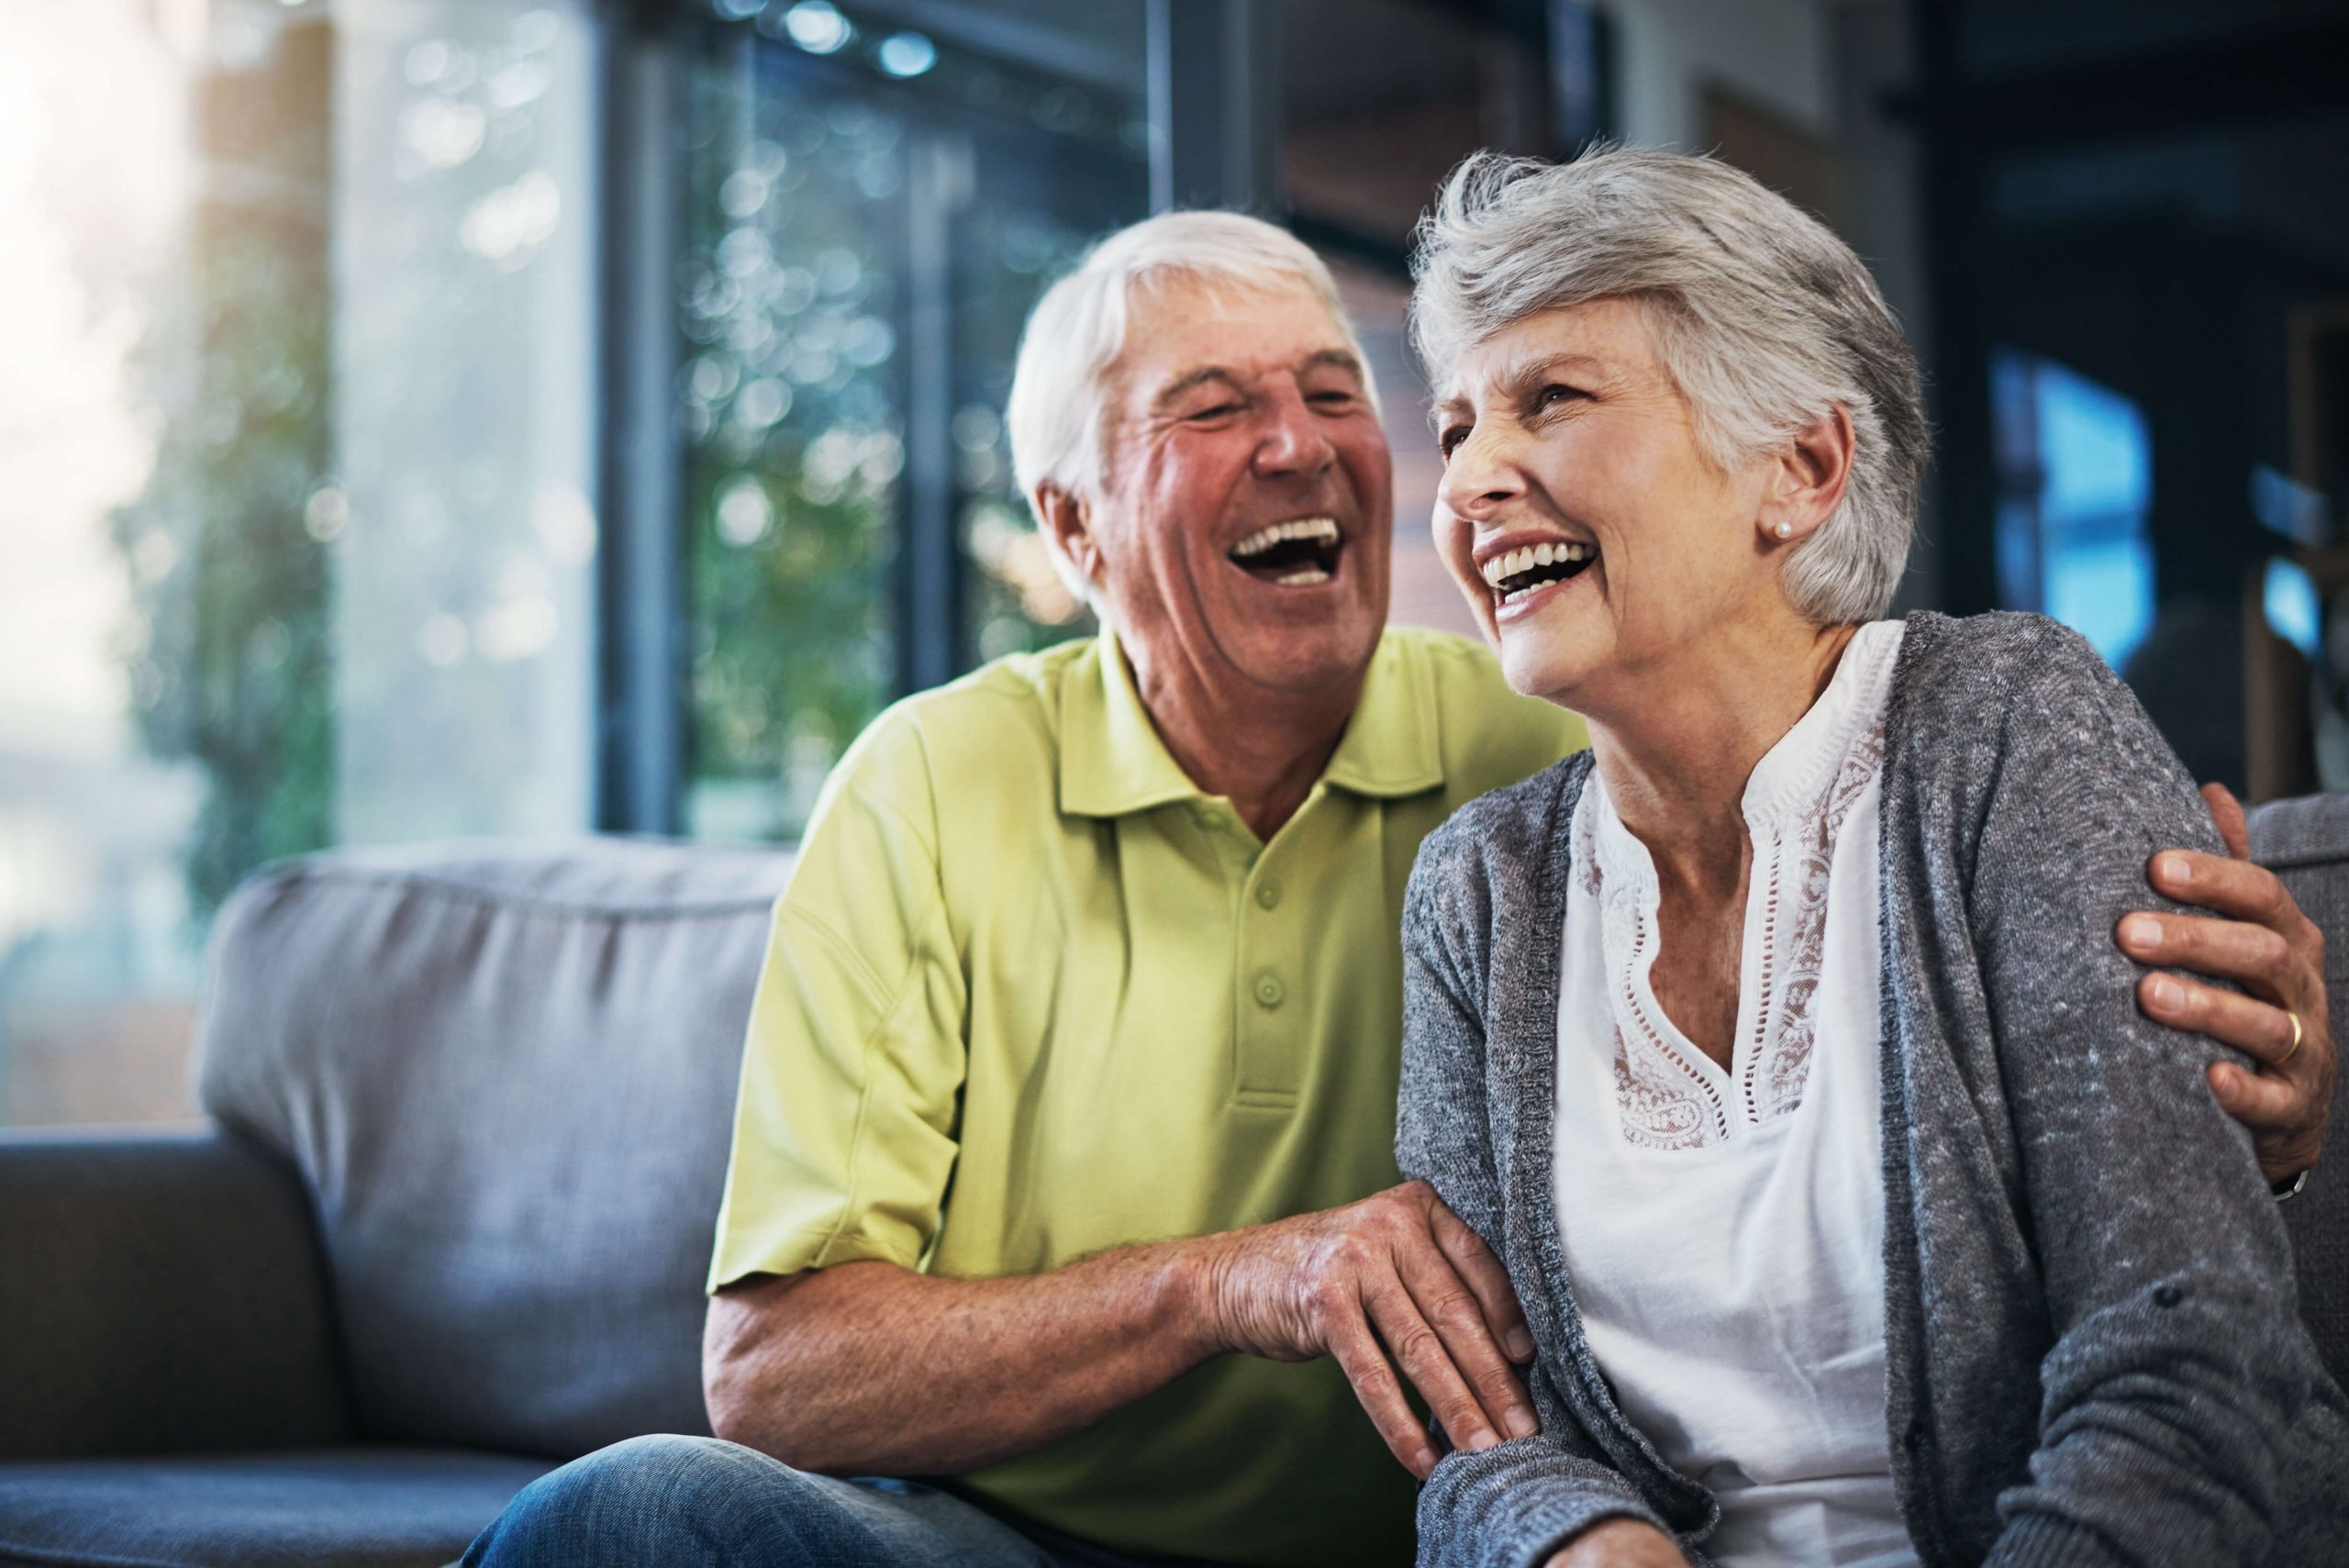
[{"x1": 709, "y1": 625, "x2": 1586, "y2": 1566}]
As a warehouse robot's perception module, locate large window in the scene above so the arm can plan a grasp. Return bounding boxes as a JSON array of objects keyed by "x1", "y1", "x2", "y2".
[
  {"x1": 1990, "y1": 348, "x2": 2155, "y2": 670},
  {"x1": 678, "y1": 6, "x2": 1144, "y2": 840},
  {"x1": 0, "y1": 0, "x2": 1145, "y2": 1128}
]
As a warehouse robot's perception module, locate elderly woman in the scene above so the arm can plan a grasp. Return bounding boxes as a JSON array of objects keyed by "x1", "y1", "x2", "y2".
[{"x1": 1397, "y1": 148, "x2": 2347, "y2": 1568}]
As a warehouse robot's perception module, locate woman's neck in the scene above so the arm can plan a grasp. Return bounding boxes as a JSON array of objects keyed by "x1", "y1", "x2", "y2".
[{"x1": 1585, "y1": 617, "x2": 1863, "y2": 889}]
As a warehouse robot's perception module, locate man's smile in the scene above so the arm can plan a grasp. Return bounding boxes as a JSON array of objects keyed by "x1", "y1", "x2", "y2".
[{"x1": 1227, "y1": 516, "x2": 1344, "y2": 587}]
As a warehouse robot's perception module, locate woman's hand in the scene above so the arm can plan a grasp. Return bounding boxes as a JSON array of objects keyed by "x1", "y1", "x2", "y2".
[
  {"x1": 1544, "y1": 1518, "x2": 1687, "y2": 1567},
  {"x1": 2119, "y1": 783, "x2": 2336, "y2": 1184}
]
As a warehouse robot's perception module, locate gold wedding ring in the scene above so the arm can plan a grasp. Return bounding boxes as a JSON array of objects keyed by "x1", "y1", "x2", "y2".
[{"x1": 2280, "y1": 1009, "x2": 2304, "y2": 1067}]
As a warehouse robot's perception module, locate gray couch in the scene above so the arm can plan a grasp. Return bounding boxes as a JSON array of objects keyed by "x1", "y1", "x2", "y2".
[
  {"x1": 3, "y1": 805, "x2": 2345, "y2": 1568},
  {"x1": 0, "y1": 841, "x2": 793, "y2": 1568}
]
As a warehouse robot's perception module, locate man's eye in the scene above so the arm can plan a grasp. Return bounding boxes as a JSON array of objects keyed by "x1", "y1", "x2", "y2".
[
  {"x1": 1309, "y1": 389, "x2": 1356, "y2": 407},
  {"x1": 1189, "y1": 402, "x2": 1243, "y2": 421},
  {"x1": 1438, "y1": 425, "x2": 1469, "y2": 458}
]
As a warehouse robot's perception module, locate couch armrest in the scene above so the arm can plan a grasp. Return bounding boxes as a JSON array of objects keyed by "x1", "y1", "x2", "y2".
[{"x1": 0, "y1": 1127, "x2": 352, "y2": 1459}]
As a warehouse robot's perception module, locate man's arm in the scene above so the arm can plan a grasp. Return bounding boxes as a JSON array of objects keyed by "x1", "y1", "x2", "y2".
[
  {"x1": 2121, "y1": 784, "x2": 2336, "y2": 1183},
  {"x1": 705, "y1": 1181, "x2": 1538, "y2": 1481}
]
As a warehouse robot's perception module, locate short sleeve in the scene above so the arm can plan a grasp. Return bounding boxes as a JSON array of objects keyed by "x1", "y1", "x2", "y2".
[{"x1": 707, "y1": 710, "x2": 972, "y2": 1292}]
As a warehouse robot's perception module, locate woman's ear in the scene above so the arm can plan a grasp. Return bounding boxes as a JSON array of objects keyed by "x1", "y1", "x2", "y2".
[
  {"x1": 1035, "y1": 484, "x2": 1102, "y2": 586},
  {"x1": 1758, "y1": 403, "x2": 1856, "y2": 544}
]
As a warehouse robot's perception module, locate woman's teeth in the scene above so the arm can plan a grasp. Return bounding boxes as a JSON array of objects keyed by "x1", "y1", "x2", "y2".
[{"x1": 1481, "y1": 539, "x2": 1596, "y2": 603}]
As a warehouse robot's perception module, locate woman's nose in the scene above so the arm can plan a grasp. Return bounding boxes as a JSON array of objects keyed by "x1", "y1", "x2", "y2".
[{"x1": 1437, "y1": 425, "x2": 1521, "y2": 518}]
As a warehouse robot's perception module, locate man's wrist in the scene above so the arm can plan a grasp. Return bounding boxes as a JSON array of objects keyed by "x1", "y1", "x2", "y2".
[
  {"x1": 2274, "y1": 1166, "x2": 2312, "y2": 1202},
  {"x1": 1158, "y1": 1230, "x2": 1241, "y2": 1359}
]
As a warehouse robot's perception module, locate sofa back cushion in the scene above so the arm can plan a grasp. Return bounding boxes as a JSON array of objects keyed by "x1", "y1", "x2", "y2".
[
  {"x1": 195, "y1": 840, "x2": 792, "y2": 1459},
  {"x1": 2249, "y1": 794, "x2": 2349, "y2": 1389}
]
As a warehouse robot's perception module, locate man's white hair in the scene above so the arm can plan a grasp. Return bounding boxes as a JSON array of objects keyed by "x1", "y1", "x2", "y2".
[
  {"x1": 1409, "y1": 146, "x2": 1927, "y2": 626},
  {"x1": 1007, "y1": 211, "x2": 1378, "y2": 608}
]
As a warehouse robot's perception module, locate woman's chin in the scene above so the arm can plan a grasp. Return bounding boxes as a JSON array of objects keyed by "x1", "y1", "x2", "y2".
[{"x1": 1497, "y1": 631, "x2": 1606, "y2": 706}]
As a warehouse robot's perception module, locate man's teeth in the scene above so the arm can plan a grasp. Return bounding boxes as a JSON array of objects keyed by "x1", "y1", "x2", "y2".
[
  {"x1": 1230, "y1": 517, "x2": 1341, "y2": 559},
  {"x1": 1478, "y1": 539, "x2": 1594, "y2": 589},
  {"x1": 1275, "y1": 567, "x2": 1330, "y2": 586}
]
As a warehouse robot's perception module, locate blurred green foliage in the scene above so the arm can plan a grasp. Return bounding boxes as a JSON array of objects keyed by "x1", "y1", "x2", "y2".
[{"x1": 108, "y1": 38, "x2": 335, "y2": 918}]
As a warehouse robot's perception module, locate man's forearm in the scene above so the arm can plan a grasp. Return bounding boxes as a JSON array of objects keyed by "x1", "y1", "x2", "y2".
[
  {"x1": 706, "y1": 1182, "x2": 1536, "y2": 1482},
  {"x1": 704, "y1": 1242, "x2": 1222, "y2": 1476}
]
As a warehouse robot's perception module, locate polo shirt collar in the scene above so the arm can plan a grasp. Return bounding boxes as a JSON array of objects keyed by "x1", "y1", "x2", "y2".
[
  {"x1": 1060, "y1": 631, "x2": 1208, "y2": 817},
  {"x1": 1321, "y1": 630, "x2": 1445, "y2": 798},
  {"x1": 1059, "y1": 628, "x2": 1445, "y2": 818}
]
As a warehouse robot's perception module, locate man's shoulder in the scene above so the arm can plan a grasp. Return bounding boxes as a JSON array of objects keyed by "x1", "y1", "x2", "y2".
[
  {"x1": 1380, "y1": 626, "x2": 1590, "y2": 802},
  {"x1": 840, "y1": 638, "x2": 1092, "y2": 788}
]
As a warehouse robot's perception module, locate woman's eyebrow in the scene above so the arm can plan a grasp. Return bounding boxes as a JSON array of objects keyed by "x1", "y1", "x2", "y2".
[{"x1": 1502, "y1": 350, "x2": 1609, "y2": 390}]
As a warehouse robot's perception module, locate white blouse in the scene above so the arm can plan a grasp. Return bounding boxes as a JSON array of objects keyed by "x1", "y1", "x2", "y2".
[{"x1": 1553, "y1": 619, "x2": 1916, "y2": 1568}]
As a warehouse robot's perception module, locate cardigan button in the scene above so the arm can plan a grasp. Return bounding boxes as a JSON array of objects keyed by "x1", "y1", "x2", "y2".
[{"x1": 2154, "y1": 1284, "x2": 2184, "y2": 1308}]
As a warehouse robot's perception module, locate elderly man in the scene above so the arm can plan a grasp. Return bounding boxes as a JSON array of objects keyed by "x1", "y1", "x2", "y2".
[{"x1": 466, "y1": 212, "x2": 2333, "y2": 1568}]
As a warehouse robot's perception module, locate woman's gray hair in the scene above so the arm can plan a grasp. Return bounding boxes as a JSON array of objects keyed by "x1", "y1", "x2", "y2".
[
  {"x1": 1008, "y1": 211, "x2": 1376, "y2": 609},
  {"x1": 1409, "y1": 146, "x2": 1926, "y2": 625}
]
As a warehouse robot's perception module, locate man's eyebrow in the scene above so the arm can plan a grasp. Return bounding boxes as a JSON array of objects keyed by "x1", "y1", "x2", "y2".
[
  {"x1": 1152, "y1": 349, "x2": 1366, "y2": 410},
  {"x1": 1152, "y1": 366, "x2": 1241, "y2": 408},
  {"x1": 1302, "y1": 348, "x2": 1367, "y2": 381}
]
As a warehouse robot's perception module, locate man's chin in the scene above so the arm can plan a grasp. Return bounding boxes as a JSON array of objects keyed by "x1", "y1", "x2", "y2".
[{"x1": 1225, "y1": 620, "x2": 1386, "y2": 695}]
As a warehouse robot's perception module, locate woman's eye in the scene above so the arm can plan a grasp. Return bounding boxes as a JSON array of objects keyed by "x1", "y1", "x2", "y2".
[
  {"x1": 1537, "y1": 384, "x2": 1584, "y2": 410},
  {"x1": 1190, "y1": 402, "x2": 1242, "y2": 421},
  {"x1": 1438, "y1": 426, "x2": 1469, "y2": 458}
]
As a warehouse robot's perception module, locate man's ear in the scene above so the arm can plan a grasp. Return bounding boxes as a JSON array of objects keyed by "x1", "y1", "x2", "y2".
[
  {"x1": 1756, "y1": 403, "x2": 1856, "y2": 546},
  {"x1": 1035, "y1": 484, "x2": 1103, "y2": 586}
]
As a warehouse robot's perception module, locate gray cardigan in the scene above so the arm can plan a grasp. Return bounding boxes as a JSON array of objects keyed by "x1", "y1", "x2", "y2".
[{"x1": 1397, "y1": 612, "x2": 2349, "y2": 1568}]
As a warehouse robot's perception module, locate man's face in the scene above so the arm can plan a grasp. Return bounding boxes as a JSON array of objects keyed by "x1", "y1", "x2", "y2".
[{"x1": 1074, "y1": 277, "x2": 1393, "y2": 697}]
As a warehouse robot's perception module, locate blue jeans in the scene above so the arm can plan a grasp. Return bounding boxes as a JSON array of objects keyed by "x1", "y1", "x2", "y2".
[{"x1": 462, "y1": 1434, "x2": 1175, "y2": 1568}]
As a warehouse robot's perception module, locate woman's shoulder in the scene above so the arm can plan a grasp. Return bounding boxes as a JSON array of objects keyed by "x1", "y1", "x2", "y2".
[
  {"x1": 1885, "y1": 609, "x2": 2213, "y2": 855},
  {"x1": 1410, "y1": 750, "x2": 1595, "y2": 905},
  {"x1": 1888, "y1": 610, "x2": 2141, "y2": 752},
  {"x1": 1894, "y1": 608, "x2": 2110, "y2": 697}
]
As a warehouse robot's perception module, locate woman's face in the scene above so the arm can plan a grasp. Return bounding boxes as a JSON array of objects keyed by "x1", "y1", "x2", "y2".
[{"x1": 1431, "y1": 297, "x2": 1781, "y2": 710}]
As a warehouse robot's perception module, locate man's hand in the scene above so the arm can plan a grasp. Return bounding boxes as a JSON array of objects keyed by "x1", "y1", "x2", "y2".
[
  {"x1": 1545, "y1": 1518, "x2": 1687, "y2": 1567},
  {"x1": 1197, "y1": 1180, "x2": 1535, "y2": 1479},
  {"x1": 2120, "y1": 783, "x2": 2336, "y2": 1184}
]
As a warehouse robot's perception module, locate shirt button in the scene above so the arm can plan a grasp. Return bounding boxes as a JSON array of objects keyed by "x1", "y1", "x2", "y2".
[
  {"x1": 1254, "y1": 973, "x2": 1284, "y2": 1008},
  {"x1": 1196, "y1": 807, "x2": 1223, "y2": 830},
  {"x1": 1255, "y1": 881, "x2": 1281, "y2": 909}
]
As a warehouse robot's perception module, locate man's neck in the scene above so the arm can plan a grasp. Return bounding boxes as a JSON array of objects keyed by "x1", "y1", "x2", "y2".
[{"x1": 1119, "y1": 638, "x2": 1367, "y2": 841}]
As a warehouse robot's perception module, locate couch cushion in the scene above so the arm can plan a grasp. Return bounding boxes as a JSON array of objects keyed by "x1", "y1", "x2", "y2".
[
  {"x1": 2249, "y1": 794, "x2": 2349, "y2": 1388},
  {"x1": 0, "y1": 1447, "x2": 551, "y2": 1568},
  {"x1": 0, "y1": 1130, "x2": 349, "y2": 1461},
  {"x1": 194, "y1": 840, "x2": 793, "y2": 1459}
]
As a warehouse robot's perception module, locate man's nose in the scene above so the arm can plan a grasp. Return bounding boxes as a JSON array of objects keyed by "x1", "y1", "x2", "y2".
[
  {"x1": 1437, "y1": 423, "x2": 1522, "y2": 519},
  {"x1": 1252, "y1": 384, "x2": 1336, "y2": 476}
]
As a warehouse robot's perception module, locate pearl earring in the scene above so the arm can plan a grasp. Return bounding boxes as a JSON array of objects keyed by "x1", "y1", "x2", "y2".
[{"x1": 1773, "y1": 521, "x2": 1794, "y2": 539}]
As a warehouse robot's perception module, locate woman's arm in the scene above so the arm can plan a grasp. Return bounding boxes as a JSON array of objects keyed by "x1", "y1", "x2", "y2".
[
  {"x1": 1962, "y1": 623, "x2": 2332, "y2": 1566},
  {"x1": 1398, "y1": 822, "x2": 1690, "y2": 1568}
]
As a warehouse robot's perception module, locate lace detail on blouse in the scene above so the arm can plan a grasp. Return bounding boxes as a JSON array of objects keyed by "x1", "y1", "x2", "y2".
[
  {"x1": 1745, "y1": 726, "x2": 1887, "y2": 1126},
  {"x1": 1577, "y1": 627, "x2": 1899, "y2": 1152}
]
